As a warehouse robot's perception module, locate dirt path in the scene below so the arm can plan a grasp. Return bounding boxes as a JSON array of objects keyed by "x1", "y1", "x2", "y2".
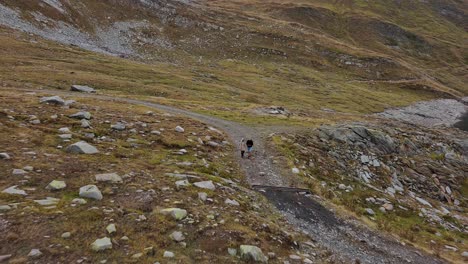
[{"x1": 6, "y1": 88, "x2": 445, "y2": 264}]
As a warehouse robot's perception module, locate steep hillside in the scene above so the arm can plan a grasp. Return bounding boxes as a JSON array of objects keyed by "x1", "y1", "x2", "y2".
[{"x1": 0, "y1": 0, "x2": 466, "y2": 102}]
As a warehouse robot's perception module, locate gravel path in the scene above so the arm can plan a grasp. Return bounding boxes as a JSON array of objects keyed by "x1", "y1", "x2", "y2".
[{"x1": 6, "y1": 88, "x2": 446, "y2": 264}]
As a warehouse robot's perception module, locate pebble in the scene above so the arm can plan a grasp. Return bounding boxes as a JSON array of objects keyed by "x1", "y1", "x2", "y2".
[
  {"x1": 163, "y1": 251, "x2": 175, "y2": 258},
  {"x1": 175, "y1": 126, "x2": 184, "y2": 133},
  {"x1": 62, "y1": 232, "x2": 71, "y2": 238},
  {"x1": 28, "y1": 249, "x2": 42, "y2": 258}
]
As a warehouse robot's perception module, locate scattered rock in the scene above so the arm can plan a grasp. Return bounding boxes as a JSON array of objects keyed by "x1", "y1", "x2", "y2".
[
  {"x1": 71, "y1": 85, "x2": 96, "y2": 93},
  {"x1": 228, "y1": 248, "x2": 237, "y2": 256},
  {"x1": 415, "y1": 197, "x2": 432, "y2": 208},
  {"x1": 34, "y1": 197, "x2": 60, "y2": 206},
  {"x1": 383, "y1": 203, "x2": 394, "y2": 211},
  {"x1": 163, "y1": 251, "x2": 175, "y2": 258},
  {"x1": 207, "y1": 141, "x2": 220, "y2": 148},
  {"x1": 0, "y1": 205, "x2": 12, "y2": 211},
  {"x1": 71, "y1": 198, "x2": 87, "y2": 205},
  {"x1": 461, "y1": 251, "x2": 468, "y2": 257},
  {"x1": 79, "y1": 185, "x2": 103, "y2": 200},
  {"x1": 81, "y1": 119, "x2": 91, "y2": 128},
  {"x1": 169, "y1": 231, "x2": 185, "y2": 242},
  {"x1": 193, "y1": 181, "x2": 216, "y2": 190},
  {"x1": 91, "y1": 237, "x2": 112, "y2": 251},
  {"x1": 175, "y1": 180, "x2": 191, "y2": 189},
  {"x1": 106, "y1": 224, "x2": 116, "y2": 234},
  {"x1": 40, "y1": 96, "x2": 65, "y2": 105},
  {"x1": 239, "y1": 245, "x2": 267, "y2": 263},
  {"x1": 2, "y1": 185, "x2": 27, "y2": 196},
  {"x1": 0, "y1": 153, "x2": 11, "y2": 160},
  {"x1": 70, "y1": 111, "x2": 91, "y2": 120},
  {"x1": 59, "y1": 127, "x2": 71, "y2": 133},
  {"x1": 95, "y1": 173, "x2": 122, "y2": 183},
  {"x1": 61, "y1": 232, "x2": 71, "y2": 238},
  {"x1": 175, "y1": 126, "x2": 184, "y2": 133},
  {"x1": 225, "y1": 199, "x2": 240, "y2": 206},
  {"x1": 198, "y1": 192, "x2": 208, "y2": 202},
  {"x1": 12, "y1": 169, "x2": 27, "y2": 175},
  {"x1": 66, "y1": 141, "x2": 99, "y2": 154},
  {"x1": 111, "y1": 122, "x2": 126, "y2": 131},
  {"x1": 292, "y1": 167, "x2": 300, "y2": 174},
  {"x1": 46, "y1": 180, "x2": 66, "y2": 190},
  {"x1": 59, "y1": 134, "x2": 72, "y2": 140},
  {"x1": 365, "y1": 208, "x2": 375, "y2": 216},
  {"x1": 160, "y1": 208, "x2": 187, "y2": 220},
  {"x1": 27, "y1": 249, "x2": 42, "y2": 258}
]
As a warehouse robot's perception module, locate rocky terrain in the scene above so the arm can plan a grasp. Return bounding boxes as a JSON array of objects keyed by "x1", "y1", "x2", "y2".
[
  {"x1": 272, "y1": 120, "x2": 467, "y2": 262},
  {"x1": 0, "y1": 90, "x2": 330, "y2": 263}
]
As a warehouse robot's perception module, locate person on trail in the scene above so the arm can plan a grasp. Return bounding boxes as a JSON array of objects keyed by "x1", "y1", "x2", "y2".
[
  {"x1": 246, "y1": 139, "x2": 254, "y2": 158},
  {"x1": 239, "y1": 138, "x2": 247, "y2": 158}
]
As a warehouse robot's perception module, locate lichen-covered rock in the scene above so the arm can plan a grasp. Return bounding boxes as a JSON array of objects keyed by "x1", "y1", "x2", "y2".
[
  {"x1": 46, "y1": 180, "x2": 66, "y2": 190},
  {"x1": 160, "y1": 208, "x2": 187, "y2": 220}
]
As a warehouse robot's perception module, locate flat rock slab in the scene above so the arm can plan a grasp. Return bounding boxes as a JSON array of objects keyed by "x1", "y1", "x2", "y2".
[
  {"x1": 71, "y1": 85, "x2": 96, "y2": 93},
  {"x1": 160, "y1": 208, "x2": 187, "y2": 220},
  {"x1": 2, "y1": 185, "x2": 27, "y2": 195},
  {"x1": 91, "y1": 237, "x2": 112, "y2": 251},
  {"x1": 66, "y1": 141, "x2": 99, "y2": 154},
  {"x1": 40, "y1": 96, "x2": 65, "y2": 105},
  {"x1": 193, "y1": 181, "x2": 216, "y2": 190},
  {"x1": 69, "y1": 111, "x2": 91, "y2": 120},
  {"x1": 46, "y1": 180, "x2": 66, "y2": 190}
]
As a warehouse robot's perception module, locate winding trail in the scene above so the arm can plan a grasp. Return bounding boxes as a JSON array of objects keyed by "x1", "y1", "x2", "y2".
[{"x1": 7, "y1": 88, "x2": 445, "y2": 264}]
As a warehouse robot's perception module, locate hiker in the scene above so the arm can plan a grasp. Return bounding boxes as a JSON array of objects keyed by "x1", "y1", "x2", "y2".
[
  {"x1": 246, "y1": 139, "x2": 254, "y2": 158},
  {"x1": 239, "y1": 138, "x2": 247, "y2": 158}
]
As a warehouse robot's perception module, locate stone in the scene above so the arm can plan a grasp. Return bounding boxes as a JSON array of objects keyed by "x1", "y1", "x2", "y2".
[
  {"x1": 198, "y1": 192, "x2": 208, "y2": 202},
  {"x1": 175, "y1": 180, "x2": 190, "y2": 189},
  {"x1": 59, "y1": 134, "x2": 72, "y2": 140},
  {"x1": 61, "y1": 232, "x2": 71, "y2": 238},
  {"x1": 111, "y1": 122, "x2": 126, "y2": 131},
  {"x1": 193, "y1": 181, "x2": 216, "y2": 190},
  {"x1": 304, "y1": 258, "x2": 313, "y2": 264},
  {"x1": 79, "y1": 185, "x2": 103, "y2": 200},
  {"x1": 163, "y1": 251, "x2": 175, "y2": 258},
  {"x1": 70, "y1": 111, "x2": 92, "y2": 120},
  {"x1": 0, "y1": 205, "x2": 12, "y2": 211},
  {"x1": 207, "y1": 141, "x2": 220, "y2": 147},
  {"x1": 40, "y1": 96, "x2": 65, "y2": 105},
  {"x1": 0, "y1": 153, "x2": 11, "y2": 159},
  {"x1": 2, "y1": 185, "x2": 27, "y2": 195},
  {"x1": 228, "y1": 248, "x2": 237, "y2": 256},
  {"x1": 461, "y1": 251, "x2": 468, "y2": 257},
  {"x1": 28, "y1": 249, "x2": 42, "y2": 258},
  {"x1": 59, "y1": 127, "x2": 71, "y2": 133},
  {"x1": 120, "y1": 236, "x2": 129, "y2": 241},
  {"x1": 360, "y1": 155, "x2": 370, "y2": 164},
  {"x1": 106, "y1": 224, "x2": 116, "y2": 234},
  {"x1": 239, "y1": 245, "x2": 267, "y2": 263},
  {"x1": 81, "y1": 119, "x2": 91, "y2": 128},
  {"x1": 383, "y1": 203, "x2": 394, "y2": 211},
  {"x1": 169, "y1": 231, "x2": 185, "y2": 242},
  {"x1": 160, "y1": 208, "x2": 187, "y2": 220},
  {"x1": 71, "y1": 198, "x2": 87, "y2": 205},
  {"x1": 338, "y1": 184, "x2": 346, "y2": 190},
  {"x1": 12, "y1": 169, "x2": 27, "y2": 175},
  {"x1": 46, "y1": 180, "x2": 66, "y2": 190},
  {"x1": 444, "y1": 245, "x2": 458, "y2": 251},
  {"x1": 95, "y1": 173, "x2": 122, "y2": 183},
  {"x1": 66, "y1": 141, "x2": 99, "y2": 154},
  {"x1": 415, "y1": 197, "x2": 432, "y2": 208},
  {"x1": 34, "y1": 197, "x2": 60, "y2": 206},
  {"x1": 151, "y1": 130, "x2": 161, "y2": 135},
  {"x1": 289, "y1": 255, "x2": 301, "y2": 260},
  {"x1": 292, "y1": 167, "x2": 300, "y2": 174},
  {"x1": 175, "y1": 126, "x2": 184, "y2": 133},
  {"x1": 365, "y1": 208, "x2": 375, "y2": 216},
  {"x1": 91, "y1": 237, "x2": 112, "y2": 251},
  {"x1": 225, "y1": 199, "x2": 240, "y2": 206},
  {"x1": 71, "y1": 85, "x2": 96, "y2": 93},
  {"x1": 131, "y1": 253, "x2": 143, "y2": 259}
]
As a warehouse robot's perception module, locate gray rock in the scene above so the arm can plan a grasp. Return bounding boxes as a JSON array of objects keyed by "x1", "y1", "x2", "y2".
[
  {"x1": 61, "y1": 232, "x2": 71, "y2": 238},
  {"x1": 111, "y1": 122, "x2": 126, "y2": 131},
  {"x1": 71, "y1": 85, "x2": 96, "y2": 93},
  {"x1": 239, "y1": 245, "x2": 267, "y2": 263},
  {"x1": 175, "y1": 180, "x2": 190, "y2": 189},
  {"x1": 79, "y1": 185, "x2": 103, "y2": 200},
  {"x1": 95, "y1": 173, "x2": 122, "y2": 183},
  {"x1": 91, "y1": 237, "x2": 112, "y2": 251},
  {"x1": 415, "y1": 197, "x2": 432, "y2": 208},
  {"x1": 40, "y1": 96, "x2": 65, "y2": 105},
  {"x1": 461, "y1": 251, "x2": 468, "y2": 257},
  {"x1": 70, "y1": 111, "x2": 91, "y2": 120},
  {"x1": 34, "y1": 197, "x2": 60, "y2": 206},
  {"x1": 228, "y1": 248, "x2": 237, "y2": 256},
  {"x1": 160, "y1": 208, "x2": 187, "y2": 220},
  {"x1": 175, "y1": 126, "x2": 184, "y2": 133},
  {"x1": 225, "y1": 198, "x2": 240, "y2": 206},
  {"x1": 2, "y1": 185, "x2": 27, "y2": 195},
  {"x1": 207, "y1": 141, "x2": 220, "y2": 147},
  {"x1": 106, "y1": 224, "x2": 116, "y2": 234},
  {"x1": 198, "y1": 192, "x2": 208, "y2": 202},
  {"x1": 151, "y1": 130, "x2": 161, "y2": 135},
  {"x1": 365, "y1": 208, "x2": 375, "y2": 216},
  {"x1": 0, "y1": 153, "x2": 11, "y2": 159},
  {"x1": 193, "y1": 181, "x2": 216, "y2": 190},
  {"x1": 71, "y1": 198, "x2": 87, "y2": 205},
  {"x1": 169, "y1": 231, "x2": 185, "y2": 242},
  {"x1": 12, "y1": 169, "x2": 27, "y2": 175},
  {"x1": 338, "y1": 184, "x2": 347, "y2": 190},
  {"x1": 59, "y1": 134, "x2": 72, "y2": 140},
  {"x1": 360, "y1": 155, "x2": 370, "y2": 164},
  {"x1": 28, "y1": 249, "x2": 42, "y2": 258},
  {"x1": 163, "y1": 251, "x2": 175, "y2": 258},
  {"x1": 66, "y1": 141, "x2": 99, "y2": 154},
  {"x1": 58, "y1": 127, "x2": 71, "y2": 133},
  {"x1": 81, "y1": 119, "x2": 91, "y2": 128},
  {"x1": 0, "y1": 205, "x2": 12, "y2": 211}
]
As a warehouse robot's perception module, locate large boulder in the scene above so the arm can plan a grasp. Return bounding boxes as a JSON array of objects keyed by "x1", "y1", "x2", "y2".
[
  {"x1": 66, "y1": 141, "x2": 99, "y2": 154},
  {"x1": 239, "y1": 245, "x2": 268, "y2": 263},
  {"x1": 40, "y1": 96, "x2": 65, "y2": 105},
  {"x1": 71, "y1": 85, "x2": 96, "y2": 93},
  {"x1": 79, "y1": 185, "x2": 103, "y2": 200}
]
